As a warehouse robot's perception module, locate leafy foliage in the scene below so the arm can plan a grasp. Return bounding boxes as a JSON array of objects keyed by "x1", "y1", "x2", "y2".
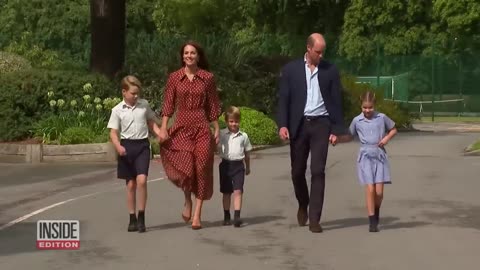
[
  {"x1": 32, "y1": 93, "x2": 120, "y2": 145},
  {"x1": 218, "y1": 107, "x2": 280, "y2": 145},
  {"x1": 0, "y1": 69, "x2": 115, "y2": 141},
  {"x1": 0, "y1": 51, "x2": 31, "y2": 73},
  {"x1": 341, "y1": 74, "x2": 413, "y2": 129},
  {"x1": 0, "y1": 0, "x2": 90, "y2": 67}
]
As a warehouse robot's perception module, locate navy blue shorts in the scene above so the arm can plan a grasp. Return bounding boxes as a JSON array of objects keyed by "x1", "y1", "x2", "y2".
[
  {"x1": 219, "y1": 159, "x2": 245, "y2": 193},
  {"x1": 117, "y1": 139, "x2": 150, "y2": 182}
]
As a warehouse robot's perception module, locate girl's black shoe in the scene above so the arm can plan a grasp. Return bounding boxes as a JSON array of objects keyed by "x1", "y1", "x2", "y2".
[
  {"x1": 128, "y1": 214, "x2": 138, "y2": 232},
  {"x1": 368, "y1": 215, "x2": 379, "y2": 232}
]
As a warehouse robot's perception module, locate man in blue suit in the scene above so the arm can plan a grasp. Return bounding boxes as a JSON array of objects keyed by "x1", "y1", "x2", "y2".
[{"x1": 276, "y1": 33, "x2": 344, "y2": 233}]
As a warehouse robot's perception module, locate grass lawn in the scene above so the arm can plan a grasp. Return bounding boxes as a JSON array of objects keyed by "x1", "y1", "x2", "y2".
[
  {"x1": 417, "y1": 116, "x2": 480, "y2": 123},
  {"x1": 470, "y1": 139, "x2": 480, "y2": 151}
]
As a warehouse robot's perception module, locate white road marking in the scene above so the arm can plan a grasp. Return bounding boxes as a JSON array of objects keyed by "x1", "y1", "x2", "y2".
[{"x1": 0, "y1": 177, "x2": 165, "y2": 231}]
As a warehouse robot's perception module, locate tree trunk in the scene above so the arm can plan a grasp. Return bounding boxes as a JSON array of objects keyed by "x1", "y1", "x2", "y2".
[{"x1": 90, "y1": 0, "x2": 125, "y2": 78}]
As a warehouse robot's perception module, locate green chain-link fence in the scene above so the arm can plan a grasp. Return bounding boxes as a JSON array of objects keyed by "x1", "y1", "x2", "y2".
[{"x1": 333, "y1": 43, "x2": 480, "y2": 120}]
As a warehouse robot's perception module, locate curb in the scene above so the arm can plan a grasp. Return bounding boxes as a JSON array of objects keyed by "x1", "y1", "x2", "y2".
[
  {"x1": 464, "y1": 149, "x2": 480, "y2": 156},
  {"x1": 152, "y1": 143, "x2": 287, "y2": 159}
]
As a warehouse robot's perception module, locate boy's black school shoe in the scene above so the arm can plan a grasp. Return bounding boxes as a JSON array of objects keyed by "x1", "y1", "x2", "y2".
[
  {"x1": 223, "y1": 219, "x2": 232, "y2": 226},
  {"x1": 137, "y1": 213, "x2": 146, "y2": 233},
  {"x1": 137, "y1": 222, "x2": 146, "y2": 233},
  {"x1": 233, "y1": 218, "x2": 243, "y2": 228},
  {"x1": 127, "y1": 223, "x2": 138, "y2": 232},
  {"x1": 128, "y1": 214, "x2": 138, "y2": 232}
]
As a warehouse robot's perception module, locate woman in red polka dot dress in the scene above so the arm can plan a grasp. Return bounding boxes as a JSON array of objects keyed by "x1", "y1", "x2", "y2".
[{"x1": 158, "y1": 41, "x2": 221, "y2": 230}]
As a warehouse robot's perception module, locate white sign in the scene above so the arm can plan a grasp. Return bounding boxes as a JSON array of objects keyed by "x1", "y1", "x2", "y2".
[{"x1": 36, "y1": 220, "x2": 80, "y2": 250}]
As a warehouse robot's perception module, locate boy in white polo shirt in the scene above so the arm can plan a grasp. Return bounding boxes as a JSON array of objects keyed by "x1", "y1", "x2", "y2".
[
  {"x1": 217, "y1": 106, "x2": 253, "y2": 227},
  {"x1": 107, "y1": 75, "x2": 162, "y2": 233}
]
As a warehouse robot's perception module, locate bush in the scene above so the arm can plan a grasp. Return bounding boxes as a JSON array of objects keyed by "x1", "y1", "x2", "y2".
[
  {"x1": 341, "y1": 74, "x2": 414, "y2": 129},
  {"x1": 0, "y1": 69, "x2": 116, "y2": 142},
  {"x1": 218, "y1": 107, "x2": 280, "y2": 145},
  {"x1": 59, "y1": 127, "x2": 96, "y2": 145},
  {"x1": 0, "y1": 51, "x2": 31, "y2": 73},
  {"x1": 32, "y1": 92, "x2": 121, "y2": 145},
  {"x1": 150, "y1": 137, "x2": 160, "y2": 156}
]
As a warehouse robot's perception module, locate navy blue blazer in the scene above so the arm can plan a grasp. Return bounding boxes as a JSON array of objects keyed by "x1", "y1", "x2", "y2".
[{"x1": 276, "y1": 58, "x2": 345, "y2": 140}]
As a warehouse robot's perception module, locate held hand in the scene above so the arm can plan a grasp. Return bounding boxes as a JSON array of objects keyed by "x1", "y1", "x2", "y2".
[
  {"x1": 245, "y1": 167, "x2": 251, "y2": 175},
  {"x1": 378, "y1": 137, "x2": 389, "y2": 147},
  {"x1": 158, "y1": 128, "x2": 169, "y2": 143},
  {"x1": 329, "y1": 134, "x2": 338, "y2": 146},
  {"x1": 116, "y1": 146, "x2": 127, "y2": 156},
  {"x1": 214, "y1": 128, "x2": 220, "y2": 145},
  {"x1": 279, "y1": 127, "x2": 290, "y2": 141}
]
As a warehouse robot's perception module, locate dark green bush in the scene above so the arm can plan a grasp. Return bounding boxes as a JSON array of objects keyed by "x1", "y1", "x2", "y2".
[
  {"x1": 218, "y1": 107, "x2": 280, "y2": 145},
  {"x1": 0, "y1": 69, "x2": 116, "y2": 141}
]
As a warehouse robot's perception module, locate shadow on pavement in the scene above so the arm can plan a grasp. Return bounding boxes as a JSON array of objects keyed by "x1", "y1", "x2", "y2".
[
  {"x1": 322, "y1": 216, "x2": 431, "y2": 231},
  {"x1": 0, "y1": 222, "x2": 38, "y2": 256},
  {"x1": 147, "y1": 215, "x2": 285, "y2": 231}
]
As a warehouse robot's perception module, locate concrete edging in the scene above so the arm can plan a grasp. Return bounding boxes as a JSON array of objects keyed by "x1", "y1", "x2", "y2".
[
  {"x1": 152, "y1": 143, "x2": 287, "y2": 159},
  {"x1": 0, "y1": 142, "x2": 117, "y2": 163}
]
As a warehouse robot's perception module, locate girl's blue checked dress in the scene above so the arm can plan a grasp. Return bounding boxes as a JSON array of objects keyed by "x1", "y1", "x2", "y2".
[{"x1": 349, "y1": 112, "x2": 396, "y2": 185}]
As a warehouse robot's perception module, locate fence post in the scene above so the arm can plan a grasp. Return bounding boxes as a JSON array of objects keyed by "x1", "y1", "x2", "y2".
[
  {"x1": 431, "y1": 42, "x2": 435, "y2": 122},
  {"x1": 376, "y1": 40, "x2": 380, "y2": 88}
]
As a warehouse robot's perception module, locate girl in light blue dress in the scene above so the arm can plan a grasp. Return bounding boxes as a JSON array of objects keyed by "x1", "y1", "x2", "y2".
[{"x1": 339, "y1": 91, "x2": 397, "y2": 232}]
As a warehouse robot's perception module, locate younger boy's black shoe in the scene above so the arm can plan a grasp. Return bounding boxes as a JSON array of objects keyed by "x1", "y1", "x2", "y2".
[
  {"x1": 233, "y1": 210, "x2": 242, "y2": 227},
  {"x1": 233, "y1": 218, "x2": 243, "y2": 228},
  {"x1": 223, "y1": 218, "x2": 232, "y2": 226},
  {"x1": 223, "y1": 210, "x2": 231, "y2": 226},
  {"x1": 137, "y1": 211, "x2": 146, "y2": 233},
  {"x1": 127, "y1": 214, "x2": 138, "y2": 232}
]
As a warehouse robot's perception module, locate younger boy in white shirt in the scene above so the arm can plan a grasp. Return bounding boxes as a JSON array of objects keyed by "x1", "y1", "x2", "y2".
[{"x1": 217, "y1": 106, "x2": 253, "y2": 227}]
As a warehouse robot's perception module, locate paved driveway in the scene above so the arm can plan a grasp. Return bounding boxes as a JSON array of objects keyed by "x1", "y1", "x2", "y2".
[{"x1": 1, "y1": 131, "x2": 479, "y2": 270}]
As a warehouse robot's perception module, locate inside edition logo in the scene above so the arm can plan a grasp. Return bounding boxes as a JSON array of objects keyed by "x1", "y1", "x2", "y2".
[{"x1": 37, "y1": 220, "x2": 80, "y2": 250}]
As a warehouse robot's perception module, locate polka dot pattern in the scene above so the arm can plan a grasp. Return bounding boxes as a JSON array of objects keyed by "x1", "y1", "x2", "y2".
[{"x1": 160, "y1": 68, "x2": 221, "y2": 200}]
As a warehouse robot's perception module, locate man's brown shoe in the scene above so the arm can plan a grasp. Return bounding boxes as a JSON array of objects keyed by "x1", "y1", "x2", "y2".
[
  {"x1": 309, "y1": 223, "x2": 323, "y2": 233},
  {"x1": 297, "y1": 207, "x2": 308, "y2": 226}
]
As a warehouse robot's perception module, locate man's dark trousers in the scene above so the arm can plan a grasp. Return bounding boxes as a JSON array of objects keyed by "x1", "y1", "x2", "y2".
[{"x1": 290, "y1": 116, "x2": 331, "y2": 224}]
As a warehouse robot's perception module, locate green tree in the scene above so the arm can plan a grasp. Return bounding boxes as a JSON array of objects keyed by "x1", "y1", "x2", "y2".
[
  {"x1": 430, "y1": 0, "x2": 480, "y2": 55},
  {"x1": 340, "y1": 0, "x2": 432, "y2": 63}
]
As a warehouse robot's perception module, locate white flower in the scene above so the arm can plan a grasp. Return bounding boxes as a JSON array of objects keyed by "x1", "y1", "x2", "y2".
[
  {"x1": 49, "y1": 100, "x2": 57, "y2": 107},
  {"x1": 83, "y1": 83, "x2": 92, "y2": 92},
  {"x1": 70, "y1": 100, "x2": 77, "y2": 107},
  {"x1": 47, "y1": 91, "x2": 54, "y2": 97},
  {"x1": 78, "y1": 111, "x2": 85, "y2": 117},
  {"x1": 94, "y1": 97, "x2": 102, "y2": 104},
  {"x1": 95, "y1": 104, "x2": 103, "y2": 111},
  {"x1": 57, "y1": 99, "x2": 65, "y2": 107},
  {"x1": 83, "y1": 95, "x2": 91, "y2": 102}
]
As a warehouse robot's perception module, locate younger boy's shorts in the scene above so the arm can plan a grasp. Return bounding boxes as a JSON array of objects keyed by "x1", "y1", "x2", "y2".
[{"x1": 219, "y1": 159, "x2": 245, "y2": 193}]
